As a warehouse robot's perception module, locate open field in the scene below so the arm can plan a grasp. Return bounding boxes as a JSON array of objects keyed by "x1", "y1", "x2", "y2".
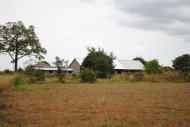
[{"x1": 1, "y1": 79, "x2": 190, "y2": 127}]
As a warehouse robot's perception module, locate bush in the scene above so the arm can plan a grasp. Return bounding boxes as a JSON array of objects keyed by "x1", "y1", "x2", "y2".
[
  {"x1": 4, "y1": 69, "x2": 13, "y2": 74},
  {"x1": 133, "y1": 72, "x2": 144, "y2": 81},
  {"x1": 184, "y1": 72, "x2": 190, "y2": 82},
  {"x1": 24, "y1": 65, "x2": 45, "y2": 83},
  {"x1": 24, "y1": 65, "x2": 36, "y2": 83},
  {"x1": 71, "y1": 73, "x2": 79, "y2": 80},
  {"x1": 80, "y1": 68, "x2": 96, "y2": 83},
  {"x1": 161, "y1": 71, "x2": 181, "y2": 82},
  {"x1": 34, "y1": 69, "x2": 45, "y2": 81},
  {"x1": 12, "y1": 75, "x2": 28, "y2": 91}
]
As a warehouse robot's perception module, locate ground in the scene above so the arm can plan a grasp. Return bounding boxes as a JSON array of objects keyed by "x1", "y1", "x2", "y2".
[{"x1": 1, "y1": 80, "x2": 190, "y2": 127}]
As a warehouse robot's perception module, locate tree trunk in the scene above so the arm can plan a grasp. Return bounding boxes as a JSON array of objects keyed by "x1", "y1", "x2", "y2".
[
  {"x1": 14, "y1": 59, "x2": 18, "y2": 72},
  {"x1": 14, "y1": 45, "x2": 19, "y2": 72}
]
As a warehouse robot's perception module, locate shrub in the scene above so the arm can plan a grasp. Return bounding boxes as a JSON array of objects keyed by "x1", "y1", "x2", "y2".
[
  {"x1": 4, "y1": 69, "x2": 13, "y2": 74},
  {"x1": 12, "y1": 75, "x2": 28, "y2": 91},
  {"x1": 161, "y1": 71, "x2": 181, "y2": 82},
  {"x1": 184, "y1": 72, "x2": 190, "y2": 82},
  {"x1": 133, "y1": 72, "x2": 144, "y2": 81},
  {"x1": 34, "y1": 69, "x2": 45, "y2": 81},
  {"x1": 80, "y1": 68, "x2": 96, "y2": 83},
  {"x1": 24, "y1": 65, "x2": 36, "y2": 83},
  {"x1": 71, "y1": 73, "x2": 79, "y2": 80}
]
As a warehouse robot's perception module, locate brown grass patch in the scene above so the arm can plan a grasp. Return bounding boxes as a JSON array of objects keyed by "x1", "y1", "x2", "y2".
[{"x1": 0, "y1": 80, "x2": 190, "y2": 127}]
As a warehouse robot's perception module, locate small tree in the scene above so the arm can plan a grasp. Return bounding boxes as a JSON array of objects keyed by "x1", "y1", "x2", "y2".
[
  {"x1": 53, "y1": 56, "x2": 68, "y2": 83},
  {"x1": 145, "y1": 59, "x2": 162, "y2": 74}
]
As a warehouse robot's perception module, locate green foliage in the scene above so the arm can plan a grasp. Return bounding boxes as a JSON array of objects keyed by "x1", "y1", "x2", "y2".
[
  {"x1": 4, "y1": 69, "x2": 13, "y2": 74},
  {"x1": 145, "y1": 59, "x2": 162, "y2": 74},
  {"x1": 133, "y1": 57, "x2": 146, "y2": 65},
  {"x1": 80, "y1": 68, "x2": 96, "y2": 83},
  {"x1": 25, "y1": 65, "x2": 35, "y2": 76},
  {"x1": 133, "y1": 72, "x2": 144, "y2": 81},
  {"x1": 12, "y1": 75, "x2": 28, "y2": 91},
  {"x1": 82, "y1": 47, "x2": 115, "y2": 78},
  {"x1": 34, "y1": 69, "x2": 45, "y2": 81},
  {"x1": 53, "y1": 56, "x2": 68, "y2": 83},
  {"x1": 71, "y1": 73, "x2": 80, "y2": 80},
  {"x1": 0, "y1": 21, "x2": 47, "y2": 71},
  {"x1": 172, "y1": 54, "x2": 190, "y2": 71},
  {"x1": 24, "y1": 65, "x2": 45, "y2": 83},
  {"x1": 184, "y1": 72, "x2": 190, "y2": 82},
  {"x1": 24, "y1": 65, "x2": 36, "y2": 83},
  {"x1": 162, "y1": 66, "x2": 174, "y2": 72}
]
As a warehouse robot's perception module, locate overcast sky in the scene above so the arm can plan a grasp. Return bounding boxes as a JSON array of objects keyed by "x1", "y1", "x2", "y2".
[{"x1": 0, "y1": 0, "x2": 190, "y2": 70}]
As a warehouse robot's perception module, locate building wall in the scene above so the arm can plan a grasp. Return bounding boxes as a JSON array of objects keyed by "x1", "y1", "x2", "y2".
[{"x1": 69, "y1": 59, "x2": 81, "y2": 73}]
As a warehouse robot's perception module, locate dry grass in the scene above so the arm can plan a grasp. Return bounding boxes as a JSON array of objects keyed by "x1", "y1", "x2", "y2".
[{"x1": 0, "y1": 78, "x2": 189, "y2": 127}]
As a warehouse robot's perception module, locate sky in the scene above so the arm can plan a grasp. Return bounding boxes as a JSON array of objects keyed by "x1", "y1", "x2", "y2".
[{"x1": 0, "y1": 0, "x2": 190, "y2": 70}]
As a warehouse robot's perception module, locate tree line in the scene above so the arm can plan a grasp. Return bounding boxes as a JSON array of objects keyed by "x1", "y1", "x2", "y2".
[{"x1": 1, "y1": 21, "x2": 190, "y2": 82}]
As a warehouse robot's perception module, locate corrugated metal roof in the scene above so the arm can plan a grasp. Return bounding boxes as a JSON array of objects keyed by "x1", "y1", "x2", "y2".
[
  {"x1": 73, "y1": 58, "x2": 144, "y2": 70},
  {"x1": 34, "y1": 67, "x2": 73, "y2": 71},
  {"x1": 115, "y1": 60, "x2": 144, "y2": 70}
]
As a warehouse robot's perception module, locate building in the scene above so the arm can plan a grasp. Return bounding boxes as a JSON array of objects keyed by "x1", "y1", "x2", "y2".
[
  {"x1": 69, "y1": 58, "x2": 144, "y2": 73},
  {"x1": 114, "y1": 59, "x2": 144, "y2": 73},
  {"x1": 68, "y1": 58, "x2": 83, "y2": 73},
  {"x1": 34, "y1": 61, "x2": 73, "y2": 76}
]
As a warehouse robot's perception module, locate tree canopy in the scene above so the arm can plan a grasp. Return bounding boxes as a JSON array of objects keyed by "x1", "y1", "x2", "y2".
[
  {"x1": 82, "y1": 47, "x2": 115, "y2": 78},
  {"x1": 133, "y1": 56, "x2": 146, "y2": 65},
  {"x1": 172, "y1": 54, "x2": 190, "y2": 71},
  {"x1": 144, "y1": 59, "x2": 162, "y2": 74},
  {"x1": 0, "y1": 21, "x2": 47, "y2": 71}
]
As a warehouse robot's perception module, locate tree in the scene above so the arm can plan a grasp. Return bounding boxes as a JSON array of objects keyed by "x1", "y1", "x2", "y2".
[
  {"x1": 82, "y1": 47, "x2": 115, "y2": 78},
  {"x1": 133, "y1": 57, "x2": 146, "y2": 65},
  {"x1": 53, "y1": 56, "x2": 68, "y2": 83},
  {"x1": 145, "y1": 59, "x2": 162, "y2": 74},
  {"x1": 0, "y1": 21, "x2": 47, "y2": 71},
  {"x1": 172, "y1": 54, "x2": 190, "y2": 71}
]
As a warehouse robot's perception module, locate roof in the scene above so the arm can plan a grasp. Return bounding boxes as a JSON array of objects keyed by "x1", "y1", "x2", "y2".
[
  {"x1": 75, "y1": 58, "x2": 84, "y2": 65},
  {"x1": 114, "y1": 60, "x2": 144, "y2": 70},
  {"x1": 34, "y1": 67, "x2": 73, "y2": 71},
  {"x1": 70, "y1": 58, "x2": 144, "y2": 70},
  {"x1": 33, "y1": 61, "x2": 51, "y2": 68}
]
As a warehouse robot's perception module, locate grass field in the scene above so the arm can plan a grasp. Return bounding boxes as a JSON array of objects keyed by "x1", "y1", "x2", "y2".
[{"x1": 1, "y1": 79, "x2": 190, "y2": 127}]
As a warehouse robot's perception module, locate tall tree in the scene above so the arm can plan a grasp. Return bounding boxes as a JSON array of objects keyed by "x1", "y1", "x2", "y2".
[
  {"x1": 0, "y1": 21, "x2": 47, "y2": 71},
  {"x1": 172, "y1": 54, "x2": 190, "y2": 71},
  {"x1": 133, "y1": 56, "x2": 146, "y2": 65},
  {"x1": 82, "y1": 47, "x2": 115, "y2": 78}
]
